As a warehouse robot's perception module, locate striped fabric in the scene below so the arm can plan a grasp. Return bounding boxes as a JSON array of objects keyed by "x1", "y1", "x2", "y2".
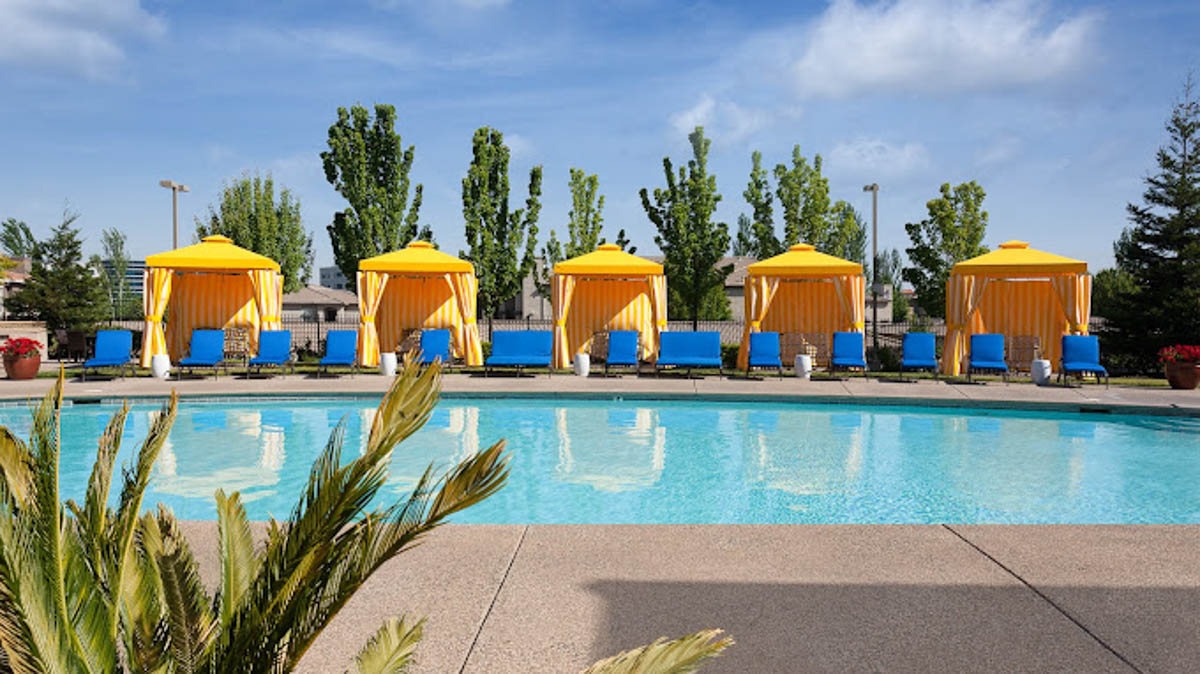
[
  {"x1": 736, "y1": 275, "x2": 866, "y2": 369},
  {"x1": 164, "y1": 272, "x2": 261, "y2": 362},
  {"x1": 552, "y1": 273, "x2": 667, "y2": 369},
  {"x1": 140, "y1": 267, "x2": 173, "y2": 367},
  {"x1": 357, "y1": 270, "x2": 485, "y2": 367},
  {"x1": 942, "y1": 273, "x2": 1093, "y2": 375},
  {"x1": 250, "y1": 269, "x2": 283, "y2": 331}
]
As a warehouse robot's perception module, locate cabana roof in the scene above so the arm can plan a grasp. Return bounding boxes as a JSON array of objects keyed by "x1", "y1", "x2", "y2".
[
  {"x1": 952, "y1": 241, "x2": 1087, "y2": 276},
  {"x1": 747, "y1": 243, "x2": 863, "y2": 277},
  {"x1": 359, "y1": 241, "x2": 474, "y2": 274},
  {"x1": 146, "y1": 235, "x2": 281, "y2": 272},
  {"x1": 554, "y1": 244, "x2": 663, "y2": 276}
]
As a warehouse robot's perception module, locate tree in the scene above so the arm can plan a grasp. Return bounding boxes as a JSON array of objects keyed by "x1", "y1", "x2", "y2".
[
  {"x1": 640, "y1": 126, "x2": 732, "y2": 327},
  {"x1": 874, "y1": 248, "x2": 910, "y2": 321},
  {"x1": 0, "y1": 367, "x2": 731, "y2": 674},
  {"x1": 1091, "y1": 268, "x2": 1137, "y2": 319},
  {"x1": 4, "y1": 210, "x2": 108, "y2": 332},
  {"x1": 1104, "y1": 78, "x2": 1200, "y2": 370},
  {"x1": 826, "y1": 200, "x2": 868, "y2": 264},
  {"x1": 535, "y1": 169, "x2": 605, "y2": 298},
  {"x1": 734, "y1": 151, "x2": 781, "y2": 259},
  {"x1": 902, "y1": 181, "x2": 989, "y2": 318},
  {"x1": 461, "y1": 127, "x2": 542, "y2": 320},
  {"x1": 196, "y1": 172, "x2": 314, "y2": 292},
  {"x1": 0, "y1": 217, "x2": 37, "y2": 259},
  {"x1": 776, "y1": 145, "x2": 832, "y2": 248},
  {"x1": 322, "y1": 104, "x2": 430, "y2": 284}
]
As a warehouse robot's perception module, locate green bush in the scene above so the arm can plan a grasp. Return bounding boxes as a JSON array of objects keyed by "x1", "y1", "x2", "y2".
[
  {"x1": 873, "y1": 345, "x2": 901, "y2": 371},
  {"x1": 721, "y1": 343, "x2": 739, "y2": 370},
  {"x1": 481, "y1": 340, "x2": 491, "y2": 360}
]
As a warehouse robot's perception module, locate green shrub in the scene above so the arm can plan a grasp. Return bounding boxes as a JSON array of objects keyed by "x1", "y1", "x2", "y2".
[{"x1": 721, "y1": 343, "x2": 739, "y2": 370}]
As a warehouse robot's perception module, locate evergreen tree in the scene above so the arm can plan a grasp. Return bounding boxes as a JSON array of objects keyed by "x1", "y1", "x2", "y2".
[
  {"x1": 1091, "y1": 268, "x2": 1137, "y2": 319},
  {"x1": 461, "y1": 127, "x2": 542, "y2": 320},
  {"x1": 4, "y1": 211, "x2": 108, "y2": 332},
  {"x1": 196, "y1": 172, "x2": 314, "y2": 292},
  {"x1": 640, "y1": 126, "x2": 732, "y2": 327},
  {"x1": 902, "y1": 181, "x2": 989, "y2": 318},
  {"x1": 1106, "y1": 78, "x2": 1200, "y2": 369},
  {"x1": 323, "y1": 104, "x2": 429, "y2": 284}
]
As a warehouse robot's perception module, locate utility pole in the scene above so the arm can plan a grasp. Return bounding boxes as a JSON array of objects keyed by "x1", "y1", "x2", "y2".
[
  {"x1": 862, "y1": 183, "x2": 879, "y2": 365},
  {"x1": 159, "y1": 180, "x2": 190, "y2": 248}
]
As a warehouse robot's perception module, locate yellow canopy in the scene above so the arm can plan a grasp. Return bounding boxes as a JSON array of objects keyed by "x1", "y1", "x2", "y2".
[
  {"x1": 359, "y1": 240, "x2": 474, "y2": 273},
  {"x1": 951, "y1": 240, "x2": 1087, "y2": 276},
  {"x1": 552, "y1": 245, "x2": 668, "y2": 368},
  {"x1": 356, "y1": 241, "x2": 483, "y2": 367},
  {"x1": 140, "y1": 236, "x2": 284, "y2": 367},
  {"x1": 942, "y1": 241, "x2": 1092, "y2": 376},
  {"x1": 554, "y1": 243, "x2": 663, "y2": 276},
  {"x1": 737, "y1": 244, "x2": 865, "y2": 370},
  {"x1": 145, "y1": 235, "x2": 281, "y2": 272},
  {"x1": 747, "y1": 243, "x2": 863, "y2": 278}
]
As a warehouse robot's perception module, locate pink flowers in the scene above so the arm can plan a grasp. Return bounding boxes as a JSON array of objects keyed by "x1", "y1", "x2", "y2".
[{"x1": 1158, "y1": 344, "x2": 1200, "y2": 364}]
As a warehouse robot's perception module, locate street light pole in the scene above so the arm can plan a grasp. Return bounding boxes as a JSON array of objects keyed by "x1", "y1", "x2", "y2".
[
  {"x1": 862, "y1": 183, "x2": 879, "y2": 364},
  {"x1": 159, "y1": 180, "x2": 190, "y2": 249}
]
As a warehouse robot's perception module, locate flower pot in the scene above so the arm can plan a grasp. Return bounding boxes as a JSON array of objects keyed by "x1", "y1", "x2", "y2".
[
  {"x1": 4, "y1": 353, "x2": 41, "y2": 380},
  {"x1": 1164, "y1": 361, "x2": 1200, "y2": 390}
]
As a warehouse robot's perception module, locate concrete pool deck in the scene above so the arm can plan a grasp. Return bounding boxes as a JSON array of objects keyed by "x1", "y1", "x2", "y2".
[{"x1": 181, "y1": 523, "x2": 1199, "y2": 672}]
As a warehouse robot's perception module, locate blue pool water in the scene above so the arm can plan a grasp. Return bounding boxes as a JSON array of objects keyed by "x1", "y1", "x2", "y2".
[{"x1": 2, "y1": 397, "x2": 1198, "y2": 523}]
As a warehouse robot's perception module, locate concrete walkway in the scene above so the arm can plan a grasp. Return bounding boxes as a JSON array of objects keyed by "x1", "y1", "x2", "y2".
[{"x1": 181, "y1": 523, "x2": 1199, "y2": 672}]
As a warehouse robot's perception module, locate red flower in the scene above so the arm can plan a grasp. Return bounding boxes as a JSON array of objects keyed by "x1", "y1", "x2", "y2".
[
  {"x1": 0, "y1": 337, "x2": 42, "y2": 359},
  {"x1": 1158, "y1": 344, "x2": 1200, "y2": 364}
]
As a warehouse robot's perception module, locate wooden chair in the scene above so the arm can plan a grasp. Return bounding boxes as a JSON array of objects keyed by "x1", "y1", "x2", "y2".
[
  {"x1": 66, "y1": 331, "x2": 88, "y2": 362},
  {"x1": 223, "y1": 327, "x2": 251, "y2": 370},
  {"x1": 1006, "y1": 335, "x2": 1041, "y2": 375}
]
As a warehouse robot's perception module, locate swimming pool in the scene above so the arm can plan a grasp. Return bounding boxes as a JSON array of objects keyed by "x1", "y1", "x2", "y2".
[{"x1": 3, "y1": 396, "x2": 1198, "y2": 523}]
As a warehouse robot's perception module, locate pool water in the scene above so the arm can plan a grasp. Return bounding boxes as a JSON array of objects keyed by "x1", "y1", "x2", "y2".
[{"x1": 2, "y1": 397, "x2": 1198, "y2": 523}]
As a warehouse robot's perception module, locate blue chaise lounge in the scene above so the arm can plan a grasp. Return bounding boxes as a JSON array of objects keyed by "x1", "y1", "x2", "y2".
[
  {"x1": 967, "y1": 333, "x2": 1009, "y2": 383},
  {"x1": 81, "y1": 329, "x2": 133, "y2": 381},
  {"x1": 318, "y1": 330, "x2": 358, "y2": 377},
  {"x1": 830, "y1": 331, "x2": 868, "y2": 377},
  {"x1": 1059, "y1": 334, "x2": 1108, "y2": 388},
  {"x1": 746, "y1": 331, "x2": 783, "y2": 377},
  {"x1": 248, "y1": 330, "x2": 293, "y2": 376},
  {"x1": 485, "y1": 330, "x2": 553, "y2": 376},
  {"x1": 656, "y1": 331, "x2": 722, "y2": 376},
  {"x1": 900, "y1": 332, "x2": 938, "y2": 379},
  {"x1": 178, "y1": 329, "x2": 225, "y2": 378}
]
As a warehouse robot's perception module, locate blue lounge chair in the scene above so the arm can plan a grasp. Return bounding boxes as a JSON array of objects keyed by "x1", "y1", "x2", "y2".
[
  {"x1": 1059, "y1": 335, "x2": 1108, "y2": 388},
  {"x1": 248, "y1": 330, "x2": 293, "y2": 376},
  {"x1": 417, "y1": 328, "x2": 452, "y2": 368},
  {"x1": 178, "y1": 329, "x2": 226, "y2": 378},
  {"x1": 605, "y1": 330, "x2": 640, "y2": 375},
  {"x1": 81, "y1": 329, "x2": 133, "y2": 381},
  {"x1": 967, "y1": 333, "x2": 1008, "y2": 383},
  {"x1": 900, "y1": 332, "x2": 938, "y2": 379},
  {"x1": 655, "y1": 331, "x2": 722, "y2": 376},
  {"x1": 830, "y1": 331, "x2": 867, "y2": 377},
  {"x1": 318, "y1": 330, "x2": 359, "y2": 377},
  {"x1": 485, "y1": 330, "x2": 553, "y2": 376},
  {"x1": 747, "y1": 331, "x2": 783, "y2": 377}
]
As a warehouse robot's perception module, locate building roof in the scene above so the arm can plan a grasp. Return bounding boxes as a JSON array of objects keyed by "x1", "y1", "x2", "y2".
[
  {"x1": 556, "y1": 244, "x2": 663, "y2": 276},
  {"x1": 644, "y1": 255, "x2": 757, "y2": 287},
  {"x1": 145, "y1": 235, "x2": 281, "y2": 272},
  {"x1": 282, "y1": 285, "x2": 358, "y2": 307}
]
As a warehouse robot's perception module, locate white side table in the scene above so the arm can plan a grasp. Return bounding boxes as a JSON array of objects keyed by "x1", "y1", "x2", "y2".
[
  {"x1": 574, "y1": 353, "x2": 590, "y2": 377},
  {"x1": 1031, "y1": 359, "x2": 1052, "y2": 386},
  {"x1": 150, "y1": 354, "x2": 171, "y2": 381},
  {"x1": 379, "y1": 352, "x2": 398, "y2": 377},
  {"x1": 795, "y1": 354, "x2": 813, "y2": 380}
]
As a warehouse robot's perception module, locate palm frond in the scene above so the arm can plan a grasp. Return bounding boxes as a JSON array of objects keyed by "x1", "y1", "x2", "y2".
[
  {"x1": 0, "y1": 427, "x2": 33, "y2": 507},
  {"x1": 350, "y1": 616, "x2": 423, "y2": 674},
  {"x1": 153, "y1": 507, "x2": 215, "y2": 674},
  {"x1": 80, "y1": 403, "x2": 129, "y2": 559},
  {"x1": 214, "y1": 490, "x2": 259, "y2": 628},
  {"x1": 366, "y1": 355, "x2": 441, "y2": 459},
  {"x1": 580, "y1": 630, "x2": 733, "y2": 674}
]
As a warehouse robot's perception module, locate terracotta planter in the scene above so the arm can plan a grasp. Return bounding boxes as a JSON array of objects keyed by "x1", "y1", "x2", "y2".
[
  {"x1": 4, "y1": 353, "x2": 41, "y2": 380},
  {"x1": 1164, "y1": 361, "x2": 1200, "y2": 390}
]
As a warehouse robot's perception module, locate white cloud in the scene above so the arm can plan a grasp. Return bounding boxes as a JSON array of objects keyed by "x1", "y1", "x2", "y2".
[
  {"x1": 370, "y1": 0, "x2": 511, "y2": 10},
  {"x1": 0, "y1": 0, "x2": 165, "y2": 80},
  {"x1": 830, "y1": 138, "x2": 930, "y2": 176},
  {"x1": 976, "y1": 136, "x2": 1023, "y2": 166},
  {"x1": 669, "y1": 95, "x2": 778, "y2": 145},
  {"x1": 792, "y1": 0, "x2": 1100, "y2": 98},
  {"x1": 504, "y1": 133, "x2": 534, "y2": 159}
]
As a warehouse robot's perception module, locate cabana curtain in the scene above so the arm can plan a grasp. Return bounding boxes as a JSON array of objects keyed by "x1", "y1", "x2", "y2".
[
  {"x1": 140, "y1": 268, "x2": 173, "y2": 367},
  {"x1": 356, "y1": 271, "x2": 390, "y2": 367}
]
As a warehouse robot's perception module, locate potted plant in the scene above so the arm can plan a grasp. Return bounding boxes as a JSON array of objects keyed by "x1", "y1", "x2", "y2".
[
  {"x1": 1, "y1": 337, "x2": 43, "y2": 380},
  {"x1": 1158, "y1": 344, "x2": 1200, "y2": 390}
]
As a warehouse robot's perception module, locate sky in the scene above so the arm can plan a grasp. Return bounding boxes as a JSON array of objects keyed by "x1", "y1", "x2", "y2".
[{"x1": 1, "y1": 0, "x2": 1198, "y2": 279}]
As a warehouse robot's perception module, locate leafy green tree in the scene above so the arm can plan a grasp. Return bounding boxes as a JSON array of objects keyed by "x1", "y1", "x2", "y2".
[
  {"x1": 607, "y1": 228, "x2": 637, "y2": 254},
  {"x1": 0, "y1": 218, "x2": 37, "y2": 259},
  {"x1": 1105, "y1": 79, "x2": 1200, "y2": 370},
  {"x1": 731, "y1": 214, "x2": 754, "y2": 256},
  {"x1": 535, "y1": 169, "x2": 604, "y2": 298},
  {"x1": 640, "y1": 127, "x2": 732, "y2": 327},
  {"x1": 1091, "y1": 268, "x2": 1137, "y2": 319},
  {"x1": 826, "y1": 200, "x2": 868, "y2": 264},
  {"x1": 873, "y1": 248, "x2": 910, "y2": 321},
  {"x1": 902, "y1": 181, "x2": 989, "y2": 318},
  {"x1": 4, "y1": 211, "x2": 108, "y2": 332},
  {"x1": 461, "y1": 127, "x2": 542, "y2": 320},
  {"x1": 196, "y1": 172, "x2": 314, "y2": 292},
  {"x1": 99, "y1": 227, "x2": 138, "y2": 319},
  {"x1": 775, "y1": 145, "x2": 832, "y2": 248},
  {"x1": 734, "y1": 151, "x2": 781, "y2": 259},
  {"x1": 322, "y1": 104, "x2": 430, "y2": 284}
]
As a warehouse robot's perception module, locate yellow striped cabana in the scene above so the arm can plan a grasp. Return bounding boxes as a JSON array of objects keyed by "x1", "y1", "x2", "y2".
[
  {"x1": 942, "y1": 241, "x2": 1091, "y2": 376},
  {"x1": 736, "y1": 243, "x2": 866, "y2": 370},
  {"x1": 356, "y1": 241, "x2": 483, "y2": 367},
  {"x1": 140, "y1": 235, "x2": 284, "y2": 367},
  {"x1": 551, "y1": 244, "x2": 668, "y2": 369}
]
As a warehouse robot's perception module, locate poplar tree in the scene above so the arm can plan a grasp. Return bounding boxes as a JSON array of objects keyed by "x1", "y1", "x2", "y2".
[
  {"x1": 775, "y1": 145, "x2": 832, "y2": 248},
  {"x1": 535, "y1": 169, "x2": 636, "y2": 298},
  {"x1": 902, "y1": 181, "x2": 989, "y2": 318},
  {"x1": 322, "y1": 104, "x2": 429, "y2": 284},
  {"x1": 461, "y1": 127, "x2": 542, "y2": 321},
  {"x1": 196, "y1": 172, "x2": 314, "y2": 292},
  {"x1": 640, "y1": 126, "x2": 732, "y2": 327},
  {"x1": 734, "y1": 151, "x2": 781, "y2": 259}
]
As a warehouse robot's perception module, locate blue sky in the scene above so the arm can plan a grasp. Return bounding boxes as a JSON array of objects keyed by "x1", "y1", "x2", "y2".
[{"x1": 1, "y1": 0, "x2": 1198, "y2": 277}]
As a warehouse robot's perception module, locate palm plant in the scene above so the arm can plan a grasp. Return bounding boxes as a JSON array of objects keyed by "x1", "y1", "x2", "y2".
[{"x1": 0, "y1": 360, "x2": 731, "y2": 673}]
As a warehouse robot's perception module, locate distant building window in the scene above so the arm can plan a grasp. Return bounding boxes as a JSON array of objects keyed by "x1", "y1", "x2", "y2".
[{"x1": 324, "y1": 308, "x2": 339, "y2": 322}]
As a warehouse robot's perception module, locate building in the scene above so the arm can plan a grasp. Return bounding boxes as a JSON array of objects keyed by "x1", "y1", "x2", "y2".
[
  {"x1": 282, "y1": 285, "x2": 359, "y2": 322},
  {"x1": 100, "y1": 259, "x2": 146, "y2": 305},
  {"x1": 319, "y1": 265, "x2": 351, "y2": 291},
  {"x1": 497, "y1": 258, "x2": 550, "y2": 319},
  {"x1": 0, "y1": 258, "x2": 30, "y2": 320},
  {"x1": 645, "y1": 255, "x2": 756, "y2": 321}
]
